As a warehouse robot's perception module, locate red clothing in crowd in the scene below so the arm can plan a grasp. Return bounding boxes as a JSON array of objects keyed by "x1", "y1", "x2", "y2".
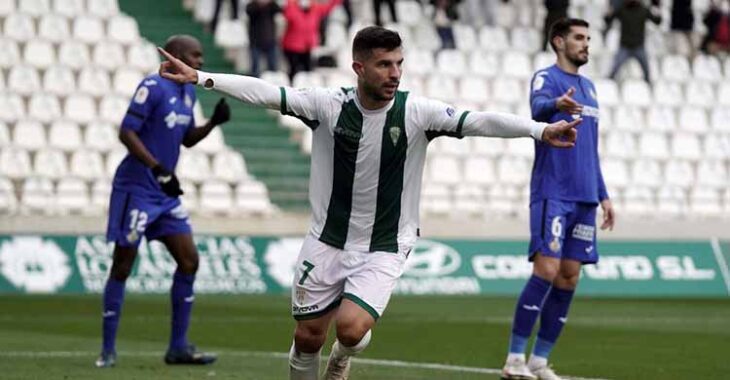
[{"x1": 281, "y1": 0, "x2": 342, "y2": 53}]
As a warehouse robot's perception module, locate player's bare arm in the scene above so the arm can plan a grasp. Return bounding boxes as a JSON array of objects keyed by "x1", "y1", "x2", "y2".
[{"x1": 118, "y1": 128, "x2": 159, "y2": 168}]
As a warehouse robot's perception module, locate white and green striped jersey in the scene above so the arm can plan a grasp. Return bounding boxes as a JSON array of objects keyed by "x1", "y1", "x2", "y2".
[{"x1": 196, "y1": 72, "x2": 547, "y2": 254}]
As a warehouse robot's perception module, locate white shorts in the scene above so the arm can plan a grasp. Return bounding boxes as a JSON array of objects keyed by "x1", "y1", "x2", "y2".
[{"x1": 291, "y1": 234, "x2": 408, "y2": 321}]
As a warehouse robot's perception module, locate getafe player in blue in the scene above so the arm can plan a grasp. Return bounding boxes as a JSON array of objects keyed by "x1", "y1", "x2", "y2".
[
  {"x1": 502, "y1": 19, "x2": 615, "y2": 380},
  {"x1": 95, "y1": 35, "x2": 231, "y2": 368}
]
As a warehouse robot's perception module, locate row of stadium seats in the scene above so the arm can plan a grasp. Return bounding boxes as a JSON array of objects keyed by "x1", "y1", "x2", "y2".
[
  {"x1": 0, "y1": 176, "x2": 274, "y2": 216},
  {"x1": 421, "y1": 182, "x2": 730, "y2": 219},
  {"x1": 0, "y1": 0, "x2": 121, "y2": 18},
  {"x1": 2, "y1": 12, "x2": 139, "y2": 45},
  {"x1": 0, "y1": 146, "x2": 249, "y2": 184},
  {"x1": 2, "y1": 65, "x2": 145, "y2": 98}
]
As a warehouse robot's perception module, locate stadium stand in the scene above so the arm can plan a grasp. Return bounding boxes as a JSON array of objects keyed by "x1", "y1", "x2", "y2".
[{"x1": 0, "y1": 0, "x2": 275, "y2": 217}]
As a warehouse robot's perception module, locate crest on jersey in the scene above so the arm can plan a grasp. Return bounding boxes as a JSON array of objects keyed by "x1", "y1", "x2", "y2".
[
  {"x1": 532, "y1": 72, "x2": 547, "y2": 91},
  {"x1": 549, "y1": 236, "x2": 561, "y2": 253},
  {"x1": 184, "y1": 94, "x2": 193, "y2": 108},
  {"x1": 126, "y1": 230, "x2": 139, "y2": 243},
  {"x1": 389, "y1": 126, "x2": 401, "y2": 146},
  {"x1": 133, "y1": 86, "x2": 149, "y2": 104}
]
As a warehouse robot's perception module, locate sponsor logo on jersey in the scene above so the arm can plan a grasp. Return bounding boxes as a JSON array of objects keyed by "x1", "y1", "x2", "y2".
[
  {"x1": 144, "y1": 79, "x2": 157, "y2": 86},
  {"x1": 134, "y1": 86, "x2": 149, "y2": 104},
  {"x1": 572, "y1": 224, "x2": 595, "y2": 242},
  {"x1": 581, "y1": 105, "x2": 600, "y2": 119},
  {"x1": 0, "y1": 237, "x2": 71, "y2": 293},
  {"x1": 446, "y1": 107, "x2": 455, "y2": 117},
  {"x1": 164, "y1": 111, "x2": 192, "y2": 129},
  {"x1": 389, "y1": 126, "x2": 401, "y2": 146},
  {"x1": 296, "y1": 287, "x2": 306, "y2": 304},
  {"x1": 333, "y1": 125, "x2": 362, "y2": 140},
  {"x1": 292, "y1": 304, "x2": 319, "y2": 313}
]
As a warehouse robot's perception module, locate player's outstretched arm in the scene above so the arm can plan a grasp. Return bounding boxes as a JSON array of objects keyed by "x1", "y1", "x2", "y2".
[
  {"x1": 158, "y1": 47, "x2": 281, "y2": 110},
  {"x1": 541, "y1": 118, "x2": 580, "y2": 148},
  {"x1": 456, "y1": 110, "x2": 580, "y2": 148}
]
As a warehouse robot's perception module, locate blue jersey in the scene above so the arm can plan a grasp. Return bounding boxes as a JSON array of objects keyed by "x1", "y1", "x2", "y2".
[
  {"x1": 529, "y1": 64, "x2": 608, "y2": 205},
  {"x1": 113, "y1": 74, "x2": 197, "y2": 197}
]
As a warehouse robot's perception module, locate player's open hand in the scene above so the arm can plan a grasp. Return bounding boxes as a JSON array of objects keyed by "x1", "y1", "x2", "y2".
[
  {"x1": 600, "y1": 199, "x2": 615, "y2": 231},
  {"x1": 556, "y1": 87, "x2": 583, "y2": 115},
  {"x1": 542, "y1": 118, "x2": 580, "y2": 148},
  {"x1": 158, "y1": 47, "x2": 199, "y2": 84}
]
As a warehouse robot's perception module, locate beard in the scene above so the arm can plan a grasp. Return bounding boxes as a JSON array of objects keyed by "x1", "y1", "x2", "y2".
[
  {"x1": 568, "y1": 52, "x2": 588, "y2": 67},
  {"x1": 363, "y1": 80, "x2": 397, "y2": 101}
]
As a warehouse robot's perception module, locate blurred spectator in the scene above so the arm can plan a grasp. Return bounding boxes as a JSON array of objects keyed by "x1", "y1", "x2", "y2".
[
  {"x1": 210, "y1": 0, "x2": 239, "y2": 34},
  {"x1": 432, "y1": 0, "x2": 458, "y2": 50},
  {"x1": 605, "y1": 0, "x2": 662, "y2": 83},
  {"x1": 374, "y1": 0, "x2": 398, "y2": 26},
  {"x1": 282, "y1": 0, "x2": 342, "y2": 81},
  {"x1": 246, "y1": 0, "x2": 282, "y2": 77},
  {"x1": 670, "y1": 0, "x2": 695, "y2": 55},
  {"x1": 701, "y1": 0, "x2": 730, "y2": 54},
  {"x1": 542, "y1": 0, "x2": 570, "y2": 51},
  {"x1": 320, "y1": 0, "x2": 353, "y2": 47}
]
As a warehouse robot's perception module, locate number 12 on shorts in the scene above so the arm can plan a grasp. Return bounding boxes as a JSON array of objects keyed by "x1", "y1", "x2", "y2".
[{"x1": 298, "y1": 261, "x2": 315, "y2": 285}]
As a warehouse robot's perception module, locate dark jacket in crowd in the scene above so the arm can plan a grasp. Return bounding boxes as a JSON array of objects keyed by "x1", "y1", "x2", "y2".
[
  {"x1": 606, "y1": 1, "x2": 662, "y2": 48},
  {"x1": 246, "y1": 1, "x2": 282, "y2": 49}
]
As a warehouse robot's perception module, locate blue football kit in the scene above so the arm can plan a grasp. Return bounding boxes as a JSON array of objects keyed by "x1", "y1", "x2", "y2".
[
  {"x1": 528, "y1": 64, "x2": 608, "y2": 264},
  {"x1": 106, "y1": 74, "x2": 197, "y2": 247}
]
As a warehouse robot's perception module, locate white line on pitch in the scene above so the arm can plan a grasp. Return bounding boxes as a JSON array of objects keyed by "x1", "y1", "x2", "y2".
[{"x1": 0, "y1": 350, "x2": 610, "y2": 380}]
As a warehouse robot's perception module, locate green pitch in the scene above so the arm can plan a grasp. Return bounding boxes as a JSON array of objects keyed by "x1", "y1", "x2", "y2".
[{"x1": 0, "y1": 294, "x2": 727, "y2": 379}]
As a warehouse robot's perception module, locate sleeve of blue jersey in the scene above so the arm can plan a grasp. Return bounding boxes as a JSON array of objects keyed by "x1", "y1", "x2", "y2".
[
  {"x1": 529, "y1": 71, "x2": 558, "y2": 122},
  {"x1": 120, "y1": 79, "x2": 162, "y2": 133}
]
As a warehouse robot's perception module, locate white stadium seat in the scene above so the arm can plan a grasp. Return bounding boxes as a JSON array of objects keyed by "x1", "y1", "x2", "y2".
[
  {"x1": 661, "y1": 55, "x2": 691, "y2": 82},
  {"x1": 43, "y1": 65, "x2": 76, "y2": 96},
  {"x1": 260, "y1": 71, "x2": 290, "y2": 87},
  {"x1": 33, "y1": 148, "x2": 68, "y2": 179},
  {"x1": 704, "y1": 134, "x2": 730, "y2": 160},
  {"x1": 214, "y1": 19, "x2": 247, "y2": 48},
  {"x1": 685, "y1": 81, "x2": 715, "y2": 108},
  {"x1": 13, "y1": 121, "x2": 47, "y2": 151},
  {"x1": 3, "y1": 13, "x2": 35, "y2": 41},
  {"x1": 652, "y1": 81, "x2": 684, "y2": 107},
  {"x1": 127, "y1": 42, "x2": 160, "y2": 73},
  {"x1": 65, "y1": 95, "x2": 97, "y2": 124},
  {"x1": 0, "y1": 177, "x2": 17, "y2": 214},
  {"x1": 85, "y1": 122, "x2": 120, "y2": 152},
  {"x1": 621, "y1": 80, "x2": 652, "y2": 107},
  {"x1": 657, "y1": 186, "x2": 688, "y2": 217},
  {"x1": 322, "y1": 70, "x2": 356, "y2": 88},
  {"x1": 213, "y1": 149, "x2": 249, "y2": 183},
  {"x1": 0, "y1": 122, "x2": 9, "y2": 147},
  {"x1": 510, "y1": 27, "x2": 541, "y2": 53},
  {"x1": 21, "y1": 177, "x2": 54, "y2": 215},
  {"x1": 605, "y1": 132, "x2": 636, "y2": 159},
  {"x1": 436, "y1": 50, "x2": 467, "y2": 77},
  {"x1": 717, "y1": 82, "x2": 730, "y2": 107},
  {"x1": 428, "y1": 156, "x2": 462, "y2": 185},
  {"x1": 459, "y1": 77, "x2": 489, "y2": 106},
  {"x1": 696, "y1": 161, "x2": 728, "y2": 189},
  {"x1": 665, "y1": 160, "x2": 694, "y2": 189},
  {"x1": 8, "y1": 65, "x2": 41, "y2": 96},
  {"x1": 23, "y1": 39, "x2": 55, "y2": 69},
  {"x1": 90, "y1": 180, "x2": 112, "y2": 214},
  {"x1": 479, "y1": 26, "x2": 510, "y2": 51},
  {"x1": 623, "y1": 186, "x2": 655, "y2": 216},
  {"x1": 112, "y1": 68, "x2": 144, "y2": 97},
  {"x1": 711, "y1": 107, "x2": 730, "y2": 132},
  {"x1": 631, "y1": 159, "x2": 662, "y2": 188},
  {"x1": 292, "y1": 71, "x2": 325, "y2": 89},
  {"x1": 692, "y1": 54, "x2": 722, "y2": 81},
  {"x1": 469, "y1": 51, "x2": 499, "y2": 78},
  {"x1": 413, "y1": 23, "x2": 441, "y2": 51},
  {"x1": 88, "y1": 0, "x2": 120, "y2": 18},
  {"x1": 235, "y1": 181, "x2": 274, "y2": 214},
  {"x1": 613, "y1": 106, "x2": 644, "y2": 132},
  {"x1": 59, "y1": 40, "x2": 91, "y2": 70},
  {"x1": 638, "y1": 132, "x2": 670, "y2": 160},
  {"x1": 405, "y1": 50, "x2": 435, "y2": 76},
  {"x1": 28, "y1": 94, "x2": 62, "y2": 124},
  {"x1": 56, "y1": 178, "x2": 89, "y2": 215},
  {"x1": 48, "y1": 121, "x2": 83, "y2": 152},
  {"x1": 70, "y1": 150, "x2": 105, "y2": 180},
  {"x1": 690, "y1": 188, "x2": 721, "y2": 217},
  {"x1": 105, "y1": 149, "x2": 127, "y2": 178},
  {"x1": 179, "y1": 181, "x2": 199, "y2": 213},
  {"x1": 454, "y1": 184, "x2": 486, "y2": 216},
  {"x1": 177, "y1": 150, "x2": 211, "y2": 183},
  {"x1": 506, "y1": 138, "x2": 534, "y2": 159},
  {"x1": 93, "y1": 42, "x2": 126, "y2": 71},
  {"x1": 471, "y1": 136, "x2": 505, "y2": 157},
  {"x1": 395, "y1": 0, "x2": 423, "y2": 26},
  {"x1": 431, "y1": 136, "x2": 468, "y2": 157},
  {"x1": 601, "y1": 159, "x2": 630, "y2": 189},
  {"x1": 108, "y1": 14, "x2": 140, "y2": 46},
  {"x1": 0, "y1": 147, "x2": 32, "y2": 179},
  {"x1": 73, "y1": 16, "x2": 105, "y2": 44},
  {"x1": 0, "y1": 39, "x2": 21, "y2": 69},
  {"x1": 0, "y1": 94, "x2": 25, "y2": 123},
  {"x1": 497, "y1": 157, "x2": 529, "y2": 186},
  {"x1": 0, "y1": 0, "x2": 16, "y2": 16},
  {"x1": 421, "y1": 183, "x2": 451, "y2": 215},
  {"x1": 53, "y1": 0, "x2": 84, "y2": 17},
  {"x1": 19, "y1": 0, "x2": 50, "y2": 16},
  {"x1": 593, "y1": 79, "x2": 620, "y2": 107},
  {"x1": 99, "y1": 95, "x2": 129, "y2": 124},
  {"x1": 78, "y1": 67, "x2": 112, "y2": 97},
  {"x1": 453, "y1": 24, "x2": 478, "y2": 52},
  {"x1": 463, "y1": 156, "x2": 496, "y2": 185},
  {"x1": 678, "y1": 106, "x2": 709, "y2": 133},
  {"x1": 671, "y1": 132, "x2": 702, "y2": 161},
  {"x1": 199, "y1": 181, "x2": 234, "y2": 215},
  {"x1": 38, "y1": 14, "x2": 70, "y2": 43},
  {"x1": 491, "y1": 78, "x2": 523, "y2": 105},
  {"x1": 532, "y1": 51, "x2": 555, "y2": 72},
  {"x1": 646, "y1": 106, "x2": 677, "y2": 131},
  {"x1": 487, "y1": 184, "x2": 518, "y2": 216},
  {"x1": 425, "y1": 76, "x2": 458, "y2": 103},
  {"x1": 501, "y1": 51, "x2": 532, "y2": 79}
]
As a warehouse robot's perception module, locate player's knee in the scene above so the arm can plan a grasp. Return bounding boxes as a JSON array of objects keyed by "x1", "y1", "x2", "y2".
[
  {"x1": 110, "y1": 263, "x2": 132, "y2": 281},
  {"x1": 294, "y1": 323, "x2": 327, "y2": 352},
  {"x1": 556, "y1": 271, "x2": 580, "y2": 289},
  {"x1": 335, "y1": 321, "x2": 370, "y2": 347},
  {"x1": 177, "y1": 256, "x2": 199, "y2": 275}
]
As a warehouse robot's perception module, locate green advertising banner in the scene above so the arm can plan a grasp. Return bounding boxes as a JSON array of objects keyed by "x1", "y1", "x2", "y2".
[{"x1": 0, "y1": 235, "x2": 728, "y2": 297}]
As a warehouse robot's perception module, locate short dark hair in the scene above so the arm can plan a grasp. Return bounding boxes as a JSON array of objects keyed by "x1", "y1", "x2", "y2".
[
  {"x1": 548, "y1": 18, "x2": 589, "y2": 52},
  {"x1": 352, "y1": 26, "x2": 402, "y2": 60}
]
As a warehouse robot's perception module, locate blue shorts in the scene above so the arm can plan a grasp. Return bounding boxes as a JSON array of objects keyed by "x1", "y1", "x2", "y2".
[
  {"x1": 529, "y1": 199, "x2": 599, "y2": 264},
  {"x1": 106, "y1": 189, "x2": 192, "y2": 248}
]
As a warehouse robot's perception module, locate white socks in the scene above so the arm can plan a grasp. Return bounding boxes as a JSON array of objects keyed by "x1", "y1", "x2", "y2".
[
  {"x1": 289, "y1": 342, "x2": 321, "y2": 380},
  {"x1": 331, "y1": 330, "x2": 372, "y2": 359},
  {"x1": 528, "y1": 355, "x2": 548, "y2": 369},
  {"x1": 507, "y1": 352, "x2": 526, "y2": 363}
]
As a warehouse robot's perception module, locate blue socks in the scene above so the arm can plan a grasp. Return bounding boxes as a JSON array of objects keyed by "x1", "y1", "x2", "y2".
[
  {"x1": 102, "y1": 278, "x2": 126, "y2": 354},
  {"x1": 169, "y1": 271, "x2": 196, "y2": 351},
  {"x1": 533, "y1": 287, "x2": 575, "y2": 359},
  {"x1": 509, "y1": 275, "x2": 552, "y2": 353}
]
